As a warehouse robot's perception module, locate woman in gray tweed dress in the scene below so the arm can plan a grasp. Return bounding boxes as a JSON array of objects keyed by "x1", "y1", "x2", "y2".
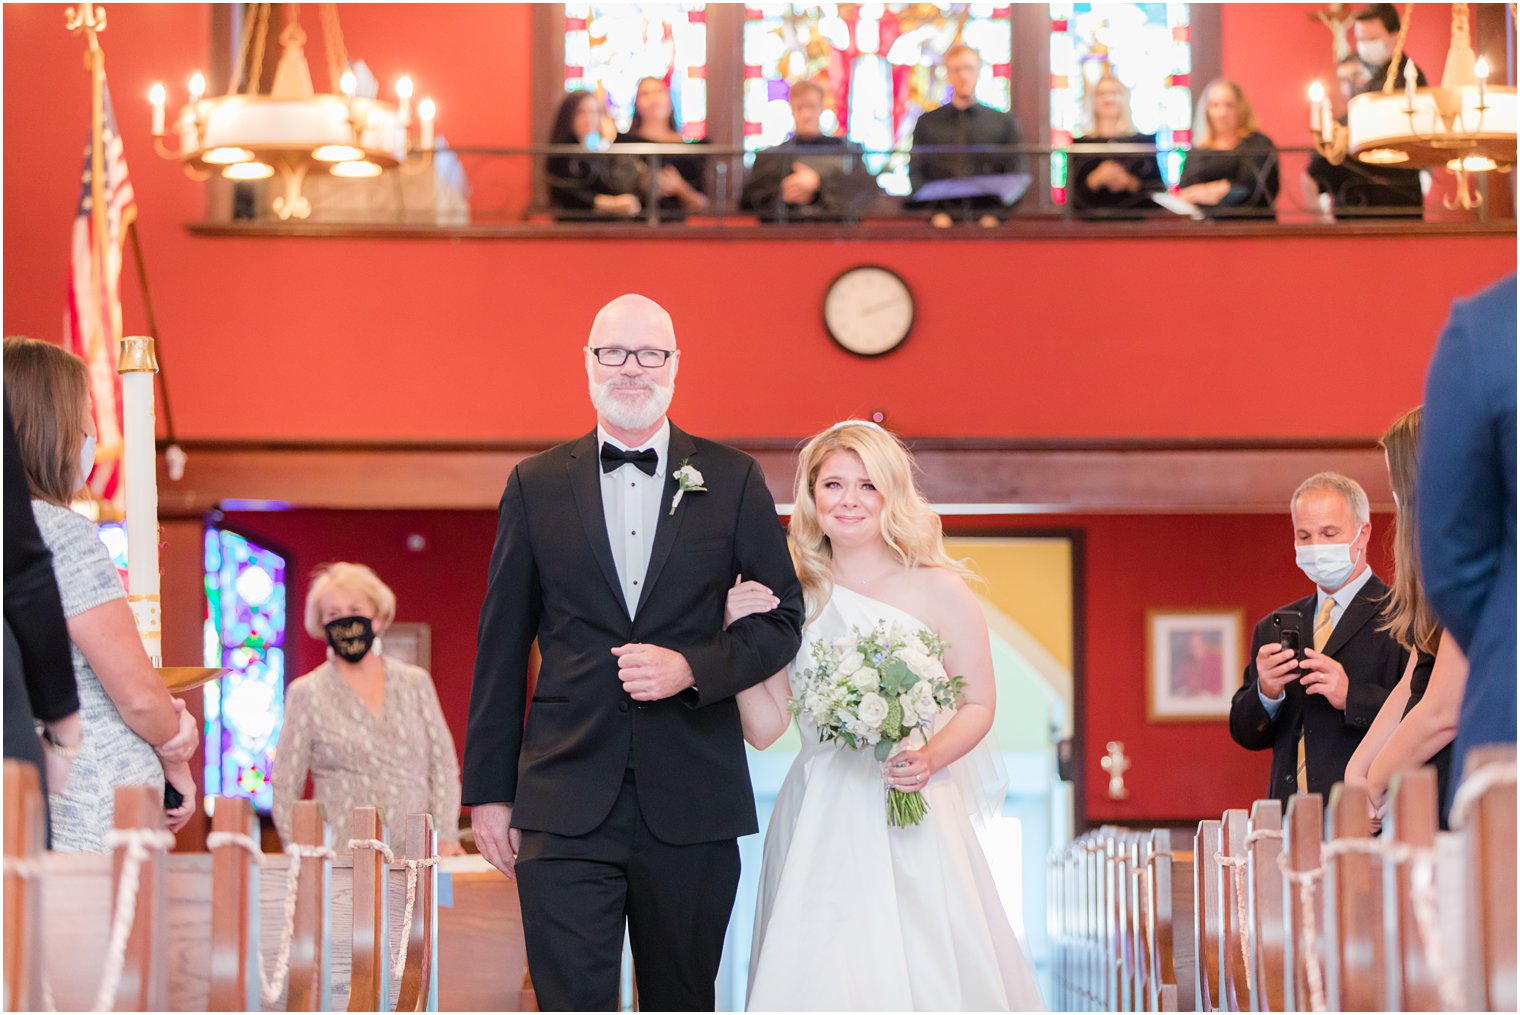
[{"x1": 4, "y1": 338, "x2": 198, "y2": 851}]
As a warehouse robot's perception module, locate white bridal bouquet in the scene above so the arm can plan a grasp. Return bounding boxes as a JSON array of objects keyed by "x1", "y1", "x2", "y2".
[{"x1": 790, "y1": 622, "x2": 966, "y2": 827}]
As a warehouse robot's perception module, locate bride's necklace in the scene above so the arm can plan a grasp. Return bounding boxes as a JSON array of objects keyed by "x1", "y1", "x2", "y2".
[{"x1": 833, "y1": 560, "x2": 899, "y2": 589}]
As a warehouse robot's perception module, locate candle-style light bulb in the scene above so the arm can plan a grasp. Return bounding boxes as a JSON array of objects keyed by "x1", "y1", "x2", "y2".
[
  {"x1": 418, "y1": 97, "x2": 436, "y2": 150},
  {"x1": 188, "y1": 71, "x2": 206, "y2": 100},
  {"x1": 396, "y1": 75, "x2": 414, "y2": 129},
  {"x1": 340, "y1": 70, "x2": 357, "y2": 98},
  {"x1": 149, "y1": 82, "x2": 166, "y2": 136},
  {"x1": 1403, "y1": 59, "x2": 1417, "y2": 106},
  {"x1": 1308, "y1": 81, "x2": 1325, "y2": 103},
  {"x1": 1475, "y1": 57, "x2": 1490, "y2": 80}
]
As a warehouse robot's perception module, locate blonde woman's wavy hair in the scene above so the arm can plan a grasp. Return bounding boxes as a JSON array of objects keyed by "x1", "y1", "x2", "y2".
[{"x1": 789, "y1": 421, "x2": 972, "y2": 620}]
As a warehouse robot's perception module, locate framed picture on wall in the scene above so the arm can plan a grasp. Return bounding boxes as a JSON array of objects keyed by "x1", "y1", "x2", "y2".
[
  {"x1": 383, "y1": 622, "x2": 432, "y2": 671},
  {"x1": 1145, "y1": 609, "x2": 1244, "y2": 722}
]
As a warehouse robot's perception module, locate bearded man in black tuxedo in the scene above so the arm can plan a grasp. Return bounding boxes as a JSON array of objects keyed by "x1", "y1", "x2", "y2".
[{"x1": 464, "y1": 294, "x2": 804, "y2": 1011}]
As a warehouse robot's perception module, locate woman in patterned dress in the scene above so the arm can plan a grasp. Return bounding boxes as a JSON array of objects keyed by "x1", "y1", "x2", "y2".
[
  {"x1": 3, "y1": 337, "x2": 198, "y2": 851},
  {"x1": 272, "y1": 563, "x2": 463, "y2": 853}
]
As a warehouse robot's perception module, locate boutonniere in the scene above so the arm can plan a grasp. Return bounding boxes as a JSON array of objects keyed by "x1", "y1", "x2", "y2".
[{"x1": 670, "y1": 459, "x2": 706, "y2": 515}]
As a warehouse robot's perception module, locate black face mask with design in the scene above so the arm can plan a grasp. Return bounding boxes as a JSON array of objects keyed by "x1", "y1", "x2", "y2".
[{"x1": 324, "y1": 615, "x2": 376, "y2": 663}]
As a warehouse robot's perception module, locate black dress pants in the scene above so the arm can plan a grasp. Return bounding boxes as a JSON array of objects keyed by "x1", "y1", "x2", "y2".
[{"x1": 515, "y1": 770, "x2": 741, "y2": 1011}]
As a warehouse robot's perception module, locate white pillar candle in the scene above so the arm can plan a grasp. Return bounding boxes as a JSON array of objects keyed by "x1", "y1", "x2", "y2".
[
  {"x1": 1308, "y1": 81, "x2": 1324, "y2": 133},
  {"x1": 118, "y1": 337, "x2": 162, "y2": 666}
]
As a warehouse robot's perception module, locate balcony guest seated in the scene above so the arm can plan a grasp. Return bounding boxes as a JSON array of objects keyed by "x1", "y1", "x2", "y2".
[{"x1": 741, "y1": 80, "x2": 880, "y2": 224}]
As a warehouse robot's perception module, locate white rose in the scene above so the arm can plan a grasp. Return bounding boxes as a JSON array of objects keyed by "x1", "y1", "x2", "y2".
[
  {"x1": 910, "y1": 681, "x2": 940, "y2": 722},
  {"x1": 857, "y1": 692, "x2": 889, "y2": 727},
  {"x1": 899, "y1": 647, "x2": 943, "y2": 682},
  {"x1": 803, "y1": 692, "x2": 828, "y2": 718},
  {"x1": 849, "y1": 666, "x2": 880, "y2": 691},
  {"x1": 835, "y1": 651, "x2": 865, "y2": 677}
]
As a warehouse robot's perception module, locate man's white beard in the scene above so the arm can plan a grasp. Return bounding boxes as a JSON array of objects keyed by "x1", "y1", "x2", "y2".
[{"x1": 590, "y1": 375, "x2": 674, "y2": 432}]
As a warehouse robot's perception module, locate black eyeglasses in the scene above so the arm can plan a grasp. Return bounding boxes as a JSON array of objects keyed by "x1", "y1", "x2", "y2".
[{"x1": 589, "y1": 347, "x2": 675, "y2": 368}]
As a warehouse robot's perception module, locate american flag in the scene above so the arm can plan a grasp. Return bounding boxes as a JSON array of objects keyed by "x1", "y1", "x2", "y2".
[{"x1": 66, "y1": 84, "x2": 136, "y2": 509}]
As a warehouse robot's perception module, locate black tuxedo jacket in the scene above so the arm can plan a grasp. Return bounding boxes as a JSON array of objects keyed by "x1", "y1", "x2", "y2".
[
  {"x1": 462, "y1": 424, "x2": 804, "y2": 844},
  {"x1": 1228, "y1": 574, "x2": 1408, "y2": 804}
]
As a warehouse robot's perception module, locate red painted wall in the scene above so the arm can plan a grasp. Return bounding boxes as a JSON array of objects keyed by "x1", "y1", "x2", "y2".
[
  {"x1": 3, "y1": 4, "x2": 1513, "y2": 446},
  {"x1": 223, "y1": 506, "x2": 1398, "y2": 824}
]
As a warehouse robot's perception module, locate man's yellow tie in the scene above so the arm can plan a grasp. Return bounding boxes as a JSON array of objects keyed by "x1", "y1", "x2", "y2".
[{"x1": 1296, "y1": 597, "x2": 1338, "y2": 793}]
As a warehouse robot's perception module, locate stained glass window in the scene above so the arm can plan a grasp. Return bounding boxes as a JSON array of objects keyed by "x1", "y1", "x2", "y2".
[
  {"x1": 742, "y1": 5, "x2": 1014, "y2": 196},
  {"x1": 97, "y1": 521, "x2": 129, "y2": 589},
  {"x1": 203, "y1": 528, "x2": 287, "y2": 813},
  {"x1": 1048, "y1": 3, "x2": 1193, "y2": 202},
  {"x1": 564, "y1": 4, "x2": 709, "y2": 139}
]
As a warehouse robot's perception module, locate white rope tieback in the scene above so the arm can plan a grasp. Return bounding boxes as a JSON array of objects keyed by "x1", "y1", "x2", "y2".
[
  {"x1": 393, "y1": 855, "x2": 440, "y2": 981},
  {"x1": 1450, "y1": 759, "x2": 1517, "y2": 829},
  {"x1": 206, "y1": 830, "x2": 265, "y2": 861},
  {"x1": 91, "y1": 828, "x2": 177, "y2": 1012},
  {"x1": 1212, "y1": 852, "x2": 1255, "y2": 995},
  {"x1": 347, "y1": 839, "x2": 439, "y2": 981},
  {"x1": 3, "y1": 857, "x2": 45, "y2": 879},
  {"x1": 1245, "y1": 828, "x2": 1284, "y2": 847},
  {"x1": 1276, "y1": 853, "x2": 1328, "y2": 1013},
  {"x1": 256, "y1": 842, "x2": 337, "y2": 1005}
]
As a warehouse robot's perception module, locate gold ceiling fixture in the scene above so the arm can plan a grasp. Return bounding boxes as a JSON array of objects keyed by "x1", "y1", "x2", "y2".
[
  {"x1": 150, "y1": 3, "x2": 437, "y2": 220},
  {"x1": 1308, "y1": 3, "x2": 1514, "y2": 210}
]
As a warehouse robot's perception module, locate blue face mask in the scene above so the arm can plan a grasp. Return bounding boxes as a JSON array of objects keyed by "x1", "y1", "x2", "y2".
[
  {"x1": 78, "y1": 434, "x2": 97, "y2": 488},
  {"x1": 1296, "y1": 541, "x2": 1360, "y2": 590}
]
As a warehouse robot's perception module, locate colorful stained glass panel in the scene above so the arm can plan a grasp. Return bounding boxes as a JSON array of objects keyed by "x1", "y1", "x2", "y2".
[
  {"x1": 203, "y1": 528, "x2": 286, "y2": 813},
  {"x1": 1048, "y1": 3, "x2": 1193, "y2": 201},
  {"x1": 742, "y1": 5, "x2": 1014, "y2": 196},
  {"x1": 564, "y1": 4, "x2": 709, "y2": 139}
]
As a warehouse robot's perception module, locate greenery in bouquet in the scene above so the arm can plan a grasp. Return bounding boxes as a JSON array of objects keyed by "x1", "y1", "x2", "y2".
[{"x1": 789, "y1": 621, "x2": 966, "y2": 827}]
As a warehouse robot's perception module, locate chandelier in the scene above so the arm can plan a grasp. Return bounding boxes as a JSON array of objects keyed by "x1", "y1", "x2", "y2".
[
  {"x1": 1308, "y1": 3, "x2": 1514, "y2": 210},
  {"x1": 150, "y1": 3, "x2": 436, "y2": 220}
]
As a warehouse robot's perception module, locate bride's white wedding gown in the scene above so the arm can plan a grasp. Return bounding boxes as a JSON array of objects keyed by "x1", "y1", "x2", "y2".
[{"x1": 746, "y1": 585, "x2": 1045, "y2": 1011}]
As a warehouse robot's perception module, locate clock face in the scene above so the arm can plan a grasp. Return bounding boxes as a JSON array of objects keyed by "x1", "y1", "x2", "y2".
[{"x1": 823, "y1": 266, "x2": 914, "y2": 357}]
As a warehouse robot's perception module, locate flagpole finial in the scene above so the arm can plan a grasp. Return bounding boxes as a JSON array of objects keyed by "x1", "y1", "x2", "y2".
[{"x1": 65, "y1": 3, "x2": 107, "y2": 45}]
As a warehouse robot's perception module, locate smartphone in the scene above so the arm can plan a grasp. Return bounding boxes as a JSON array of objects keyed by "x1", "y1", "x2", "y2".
[
  {"x1": 164, "y1": 782, "x2": 184, "y2": 812},
  {"x1": 1270, "y1": 610, "x2": 1305, "y2": 665}
]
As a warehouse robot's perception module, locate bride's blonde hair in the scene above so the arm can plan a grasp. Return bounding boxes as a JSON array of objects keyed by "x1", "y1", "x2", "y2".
[{"x1": 789, "y1": 421, "x2": 972, "y2": 620}]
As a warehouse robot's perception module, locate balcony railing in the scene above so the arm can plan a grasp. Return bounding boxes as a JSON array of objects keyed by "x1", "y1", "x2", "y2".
[{"x1": 205, "y1": 142, "x2": 1516, "y2": 232}]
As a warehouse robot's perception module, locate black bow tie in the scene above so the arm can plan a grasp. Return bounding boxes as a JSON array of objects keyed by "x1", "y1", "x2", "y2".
[{"x1": 600, "y1": 442, "x2": 659, "y2": 477}]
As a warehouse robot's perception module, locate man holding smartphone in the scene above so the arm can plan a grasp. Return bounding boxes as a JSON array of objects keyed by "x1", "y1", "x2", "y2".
[{"x1": 1229, "y1": 472, "x2": 1409, "y2": 803}]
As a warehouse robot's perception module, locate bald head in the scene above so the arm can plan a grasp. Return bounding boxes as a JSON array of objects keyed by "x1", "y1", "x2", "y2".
[
  {"x1": 587, "y1": 294, "x2": 677, "y2": 351},
  {"x1": 584, "y1": 294, "x2": 680, "y2": 440}
]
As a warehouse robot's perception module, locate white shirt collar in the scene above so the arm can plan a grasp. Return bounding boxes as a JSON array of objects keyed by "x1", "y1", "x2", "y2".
[
  {"x1": 1317, "y1": 564, "x2": 1375, "y2": 615},
  {"x1": 597, "y1": 419, "x2": 671, "y2": 476}
]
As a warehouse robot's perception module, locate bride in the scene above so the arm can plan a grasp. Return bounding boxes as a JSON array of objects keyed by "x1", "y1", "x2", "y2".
[{"x1": 731, "y1": 420, "x2": 1044, "y2": 1011}]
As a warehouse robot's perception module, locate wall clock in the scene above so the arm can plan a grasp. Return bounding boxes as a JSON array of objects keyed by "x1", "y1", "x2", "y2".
[{"x1": 822, "y1": 265, "x2": 915, "y2": 357}]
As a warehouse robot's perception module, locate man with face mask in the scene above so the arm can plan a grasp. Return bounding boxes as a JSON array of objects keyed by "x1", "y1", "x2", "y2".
[
  {"x1": 1306, "y1": 4, "x2": 1428, "y2": 218},
  {"x1": 464, "y1": 294, "x2": 804, "y2": 1011},
  {"x1": 1230, "y1": 472, "x2": 1410, "y2": 805}
]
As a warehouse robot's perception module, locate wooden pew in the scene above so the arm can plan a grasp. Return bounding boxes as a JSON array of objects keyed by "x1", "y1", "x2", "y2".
[
  {"x1": 1323, "y1": 783, "x2": 1385, "y2": 1011},
  {"x1": 1144, "y1": 828, "x2": 1195, "y2": 1012},
  {"x1": 35, "y1": 785, "x2": 172, "y2": 1012},
  {"x1": 1455, "y1": 744, "x2": 1517, "y2": 1012},
  {"x1": 1193, "y1": 819, "x2": 1221, "y2": 1012},
  {"x1": 1125, "y1": 831, "x2": 1150, "y2": 1012},
  {"x1": 1381, "y1": 767, "x2": 1441, "y2": 1012},
  {"x1": 3, "y1": 761, "x2": 46, "y2": 1012},
  {"x1": 1243, "y1": 799, "x2": 1284, "y2": 1014},
  {"x1": 1280, "y1": 793, "x2": 1324, "y2": 1013},
  {"x1": 1215, "y1": 809, "x2": 1250, "y2": 1012}
]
